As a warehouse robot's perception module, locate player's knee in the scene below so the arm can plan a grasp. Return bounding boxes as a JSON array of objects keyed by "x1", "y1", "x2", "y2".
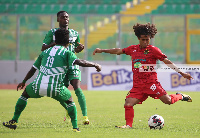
[
  {"x1": 163, "y1": 99, "x2": 171, "y2": 105},
  {"x1": 72, "y1": 84, "x2": 80, "y2": 90},
  {"x1": 124, "y1": 102, "x2": 134, "y2": 107},
  {"x1": 65, "y1": 96, "x2": 73, "y2": 104},
  {"x1": 22, "y1": 90, "x2": 30, "y2": 99}
]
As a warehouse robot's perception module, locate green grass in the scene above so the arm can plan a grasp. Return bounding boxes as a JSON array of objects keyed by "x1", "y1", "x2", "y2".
[{"x1": 0, "y1": 90, "x2": 200, "y2": 138}]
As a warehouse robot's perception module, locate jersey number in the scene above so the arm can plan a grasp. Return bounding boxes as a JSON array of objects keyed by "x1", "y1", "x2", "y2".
[{"x1": 46, "y1": 56, "x2": 54, "y2": 67}]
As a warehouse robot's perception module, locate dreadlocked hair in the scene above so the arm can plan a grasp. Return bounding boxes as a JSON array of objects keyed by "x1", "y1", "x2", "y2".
[
  {"x1": 55, "y1": 28, "x2": 69, "y2": 46},
  {"x1": 133, "y1": 23, "x2": 157, "y2": 39}
]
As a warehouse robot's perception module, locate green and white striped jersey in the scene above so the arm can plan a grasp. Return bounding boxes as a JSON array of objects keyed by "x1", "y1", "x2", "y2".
[
  {"x1": 32, "y1": 45, "x2": 77, "y2": 97},
  {"x1": 43, "y1": 28, "x2": 80, "y2": 53},
  {"x1": 43, "y1": 28, "x2": 80, "y2": 70}
]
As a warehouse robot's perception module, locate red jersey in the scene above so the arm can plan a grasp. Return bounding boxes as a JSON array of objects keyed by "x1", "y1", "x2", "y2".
[{"x1": 122, "y1": 45, "x2": 167, "y2": 87}]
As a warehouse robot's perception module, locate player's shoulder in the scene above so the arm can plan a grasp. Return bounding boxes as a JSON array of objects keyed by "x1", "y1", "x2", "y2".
[
  {"x1": 148, "y1": 45, "x2": 159, "y2": 50},
  {"x1": 148, "y1": 45, "x2": 163, "y2": 54},
  {"x1": 149, "y1": 45, "x2": 156, "y2": 48},
  {"x1": 65, "y1": 49, "x2": 75, "y2": 55},
  {"x1": 126, "y1": 44, "x2": 139, "y2": 49},
  {"x1": 69, "y1": 28, "x2": 79, "y2": 34},
  {"x1": 42, "y1": 47, "x2": 53, "y2": 53},
  {"x1": 49, "y1": 28, "x2": 59, "y2": 33}
]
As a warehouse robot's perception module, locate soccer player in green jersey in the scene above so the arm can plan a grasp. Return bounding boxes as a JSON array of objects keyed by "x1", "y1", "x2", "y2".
[
  {"x1": 2, "y1": 28, "x2": 101, "y2": 132},
  {"x1": 42, "y1": 11, "x2": 89, "y2": 124}
]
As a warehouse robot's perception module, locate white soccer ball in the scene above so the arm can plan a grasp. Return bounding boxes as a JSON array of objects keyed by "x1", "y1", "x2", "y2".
[{"x1": 148, "y1": 114, "x2": 164, "y2": 130}]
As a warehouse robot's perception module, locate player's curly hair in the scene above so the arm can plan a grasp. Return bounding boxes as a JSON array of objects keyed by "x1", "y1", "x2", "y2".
[
  {"x1": 133, "y1": 23, "x2": 157, "y2": 39},
  {"x1": 57, "y1": 11, "x2": 68, "y2": 17},
  {"x1": 55, "y1": 28, "x2": 69, "y2": 46}
]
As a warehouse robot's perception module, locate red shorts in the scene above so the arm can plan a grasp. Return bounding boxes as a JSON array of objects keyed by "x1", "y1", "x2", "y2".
[{"x1": 126, "y1": 81, "x2": 167, "y2": 104}]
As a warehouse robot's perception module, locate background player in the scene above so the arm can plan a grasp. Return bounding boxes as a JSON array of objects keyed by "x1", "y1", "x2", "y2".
[
  {"x1": 42, "y1": 11, "x2": 89, "y2": 124},
  {"x1": 3, "y1": 28, "x2": 101, "y2": 132},
  {"x1": 93, "y1": 23, "x2": 193, "y2": 128}
]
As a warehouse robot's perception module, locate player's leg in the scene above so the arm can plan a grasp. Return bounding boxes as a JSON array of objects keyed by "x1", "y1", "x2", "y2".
[
  {"x1": 159, "y1": 94, "x2": 175, "y2": 104},
  {"x1": 160, "y1": 92, "x2": 192, "y2": 105},
  {"x1": 124, "y1": 97, "x2": 140, "y2": 128},
  {"x1": 62, "y1": 73, "x2": 71, "y2": 122},
  {"x1": 116, "y1": 90, "x2": 144, "y2": 128},
  {"x1": 55, "y1": 87, "x2": 80, "y2": 132},
  {"x1": 116, "y1": 97, "x2": 140, "y2": 128},
  {"x1": 70, "y1": 79, "x2": 87, "y2": 116},
  {"x1": 12, "y1": 90, "x2": 30, "y2": 122},
  {"x1": 3, "y1": 83, "x2": 42, "y2": 130},
  {"x1": 70, "y1": 78, "x2": 89, "y2": 125},
  {"x1": 153, "y1": 82, "x2": 192, "y2": 104},
  {"x1": 176, "y1": 92, "x2": 192, "y2": 102},
  {"x1": 64, "y1": 98, "x2": 80, "y2": 132},
  {"x1": 3, "y1": 90, "x2": 30, "y2": 130},
  {"x1": 146, "y1": 82, "x2": 178, "y2": 104}
]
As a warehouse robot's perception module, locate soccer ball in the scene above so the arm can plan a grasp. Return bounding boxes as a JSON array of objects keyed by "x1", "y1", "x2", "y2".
[{"x1": 148, "y1": 114, "x2": 164, "y2": 130}]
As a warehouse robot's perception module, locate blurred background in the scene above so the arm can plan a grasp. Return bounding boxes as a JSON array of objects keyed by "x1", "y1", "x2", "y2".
[{"x1": 0, "y1": 0, "x2": 200, "y2": 85}]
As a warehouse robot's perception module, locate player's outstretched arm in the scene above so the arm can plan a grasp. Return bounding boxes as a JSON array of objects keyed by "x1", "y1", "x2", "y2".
[
  {"x1": 162, "y1": 58, "x2": 194, "y2": 80},
  {"x1": 41, "y1": 42, "x2": 56, "y2": 51},
  {"x1": 17, "y1": 67, "x2": 37, "y2": 91},
  {"x1": 93, "y1": 48, "x2": 124, "y2": 55},
  {"x1": 74, "y1": 59, "x2": 101, "y2": 72}
]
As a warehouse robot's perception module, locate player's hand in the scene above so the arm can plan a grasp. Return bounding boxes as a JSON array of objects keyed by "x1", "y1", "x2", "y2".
[
  {"x1": 95, "y1": 63, "x2": 102, "y2": 72},
  {"x1": 180, "y1": 72, "x2": 194, "y2": 80},
  {"x1": 93, "y1": 48, "x2": 102, "y2": 55},
  {"x1": 17, "y1": 82, "x2": 25, "y2": 91},
  {"x1": 75, "y1": 42, "x2": 84, "y2": 53}
]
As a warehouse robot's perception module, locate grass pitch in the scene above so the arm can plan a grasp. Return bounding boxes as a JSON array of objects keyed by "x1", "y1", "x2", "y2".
[{"x1": 0, "y1": 89, "x2": 200, "y2": 138}]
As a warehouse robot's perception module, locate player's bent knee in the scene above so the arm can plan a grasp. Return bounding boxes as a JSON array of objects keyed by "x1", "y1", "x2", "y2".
[
  {"x1": 65, "y1": 96, "x2": 73, "y2": 104},
  {"x1": 124, "y1": 103, "x2": 133, "y2": 106},
  {"x1": 160, "y1": 95, "x2": 171, "y2": 105},
  {"x1": 22, "y1": 90, "x2": 30, "y2": 99},
  {"x1": 163, "y1": 99, "x2": 171, "y2": 105}
]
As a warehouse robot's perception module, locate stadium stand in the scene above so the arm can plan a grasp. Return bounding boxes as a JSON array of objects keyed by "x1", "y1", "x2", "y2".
[
  {"x1": 151, "y1": 0, "x2": 200, "y2": 14},
  {"x1": 0, "y1": 0, "x2": 200, "y2": 15},
  {"x1": 0, "y1": 0, "x2": 199, "y2": 62},
  {"x1": 0, "y1": 0, "x2": 127, "y2": 14}
]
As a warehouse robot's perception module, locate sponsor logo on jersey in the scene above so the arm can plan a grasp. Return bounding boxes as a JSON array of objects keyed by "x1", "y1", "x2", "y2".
[
  {"x1": 150, "y1": 84, "x2": 156, "y2": 91},
  {"x1": 133, "y1": 59, "x2": 146, "y2": 62},
  {"x1": 144, "y1": 49, "x2": 149, "y2": 54},
  {"x1": 134, "y1": 62, "x2": 142, "y2": 68}
]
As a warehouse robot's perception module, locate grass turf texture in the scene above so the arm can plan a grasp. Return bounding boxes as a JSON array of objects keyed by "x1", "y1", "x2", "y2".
[{"x1": 0, "y1": 90, "x2": 199, "y2": 138}]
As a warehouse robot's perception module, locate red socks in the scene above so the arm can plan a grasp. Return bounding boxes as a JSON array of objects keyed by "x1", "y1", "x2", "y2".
[
  {"x1": 170, "y1": 94, "x2": 182, "y2": 104},
  {"x1": 124, "y1": 106, "x2": 134, "y2": 127},
  {"x1": 124, "y1": 94, "x2": 182, "y2": 127}
]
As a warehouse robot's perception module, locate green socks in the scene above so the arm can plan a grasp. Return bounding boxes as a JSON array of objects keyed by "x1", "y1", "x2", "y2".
[
  {"x1": 66, "y1": 102, "x2": 78, "y2": 129},
  {"x1": 12, "y1": 96, "x2": 27, "y2": 122},
  {"x1": 75, "y1": 88, "x2": 87, "y2": 116},
  {"x1": 60, "y1": 101, "x2": 78, "y2": 129}
]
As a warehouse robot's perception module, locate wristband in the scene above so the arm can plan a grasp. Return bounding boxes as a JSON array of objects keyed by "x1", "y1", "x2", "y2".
[{"x1": 22, "y1": 80, "x2": 26, "y2": 83}]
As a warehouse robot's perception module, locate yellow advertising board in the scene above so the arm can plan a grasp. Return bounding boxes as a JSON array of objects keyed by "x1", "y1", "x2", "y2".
[{"x1": 186, "y1": 14, "x2": 200, "y2": 64}]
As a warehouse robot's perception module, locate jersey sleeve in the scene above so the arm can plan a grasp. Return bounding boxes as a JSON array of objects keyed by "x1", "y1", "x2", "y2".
[
  {"x1": 74, "y1": 34, "x2": 80, "y2": 48},
  {"x1": 43, "y1": 29, "x2": 53, "y2": 45},
  {"x1": 67, "y1": 51, "x2": 78, "y2": 66},
  {"x1": 122, "y1": 46, "x2": 132, "y2": 56},
  {"x1": 153, "y1": 46, "x2": 167, "y2": 61},
  {"x1": 33, "y1": 53, "x2": 43, "y2": 70}
]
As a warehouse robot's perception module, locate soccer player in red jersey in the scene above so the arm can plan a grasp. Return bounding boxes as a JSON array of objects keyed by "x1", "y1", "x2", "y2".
[{"x1": 93, "y1": 23, "x2": 193, "y2": 128}]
